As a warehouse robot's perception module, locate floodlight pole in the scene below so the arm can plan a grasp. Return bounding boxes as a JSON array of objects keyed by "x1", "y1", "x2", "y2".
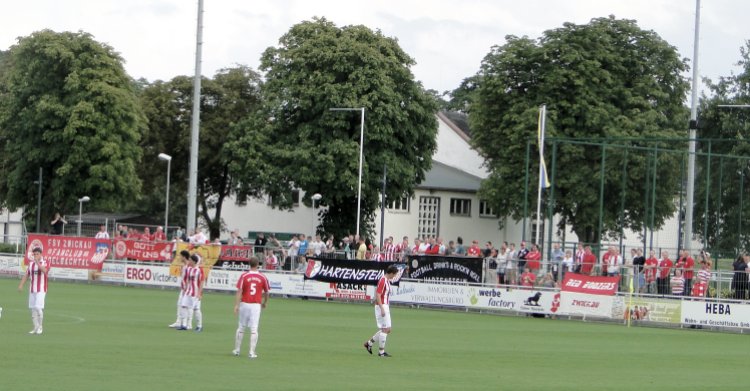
[
  {"x1": 684, "y1": 0, "x2": 701, "y2": 252},
  {"x1": 187, "y1": 0, "x2": 204, "y2": 233},
  {"x1": 329, "y1": 107, "x2": 365, "y2": 238}
]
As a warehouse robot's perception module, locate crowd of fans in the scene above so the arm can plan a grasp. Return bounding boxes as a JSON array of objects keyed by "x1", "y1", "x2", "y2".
[{"x1": 85, "y1": 223, "x2": 750, "y2": 300}]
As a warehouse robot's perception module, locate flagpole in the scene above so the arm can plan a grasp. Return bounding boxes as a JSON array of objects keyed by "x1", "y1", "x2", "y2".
[{"x1": 534, "y1": 105, "x2": 547, "y2": 246}]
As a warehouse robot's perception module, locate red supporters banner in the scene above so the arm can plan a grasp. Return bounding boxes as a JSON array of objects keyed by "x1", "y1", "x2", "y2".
[
  {"x1": 26, "y1": 234, "x2": 109, "y2": 271},
  {"x1": 561, "y1": 273, "x2": 619, "y2": 296},
  {"x1": 219, "y1": 245, "x2": 254, "y2": 261},
  {"x1": 113, "y1": 239, "x2": 174, "y2": 262}
]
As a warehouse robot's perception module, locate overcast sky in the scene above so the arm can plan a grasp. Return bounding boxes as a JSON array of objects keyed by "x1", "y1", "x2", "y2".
[{"x1": 1, "y1": 0, "x2": 748, "y2": 96}]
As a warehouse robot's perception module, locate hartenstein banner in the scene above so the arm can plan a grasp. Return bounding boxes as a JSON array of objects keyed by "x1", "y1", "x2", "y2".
[
  {"x1": 26, "y1": 234, "x2": 109, "y2": 271},
  {"x1": 113, "y1": 239, "x2": 174, "y2": 262},
  {"x1": 561, "y1": 273, "x2": 619, "y2": 295},
  {"x1": 304, "y1": 257, "x2": 405, "y2": 286},
  {"x1": 407, "y1": 256, "x2": 483, "y2": 283}
]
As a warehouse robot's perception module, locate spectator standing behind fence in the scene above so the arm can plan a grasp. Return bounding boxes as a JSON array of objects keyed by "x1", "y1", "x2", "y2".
[
  {"x1": 356, "y1": 238, "x2": 367, "y2": 260},
  {"x1": 551, "y1": 243, "x2": 564, "y2": 280},
  {"x1": 561, "y1": 250, "x2": 573, "y2": 280},
  {"x1": 693, "y1": 256, "x2": 712, "y2": 297},
  {"x1": 731, "y1": 254, "x2": 749, "y2": 300},
  {"x1": 632, "y1": 249, "x2": 645, "y2": 293},
  {"x1": 454, "y1": 237, "x2": 466, "y2": 256},
  {"x1": 581, "y1": 246, "x2": 596, "y2": 276},
  {"x1": 607, "y1": 249, "x2": 622, "y2": 278},
  {"x1": 526, "y1": 244, "x2": 541, "y2": 274},
  {"x1": 670, "y1": 269, "x2": 685, "y2": 296},
  {"x1": 141, "y1": 227, "x2": 153, "y2": 241},
  {"x1": 516, "y1": 241, "x2": 529, "y2": 272},
  {"x1": 264, "y1": 249, "x2": 278, "y2": 270},
  {"x1": 496, "y1": 243, "x2": 508, "y2": 284},
  {"x1": 574, "y1": 243, "x2": 585, "y2": 273},
  {"x1": 676, "y1": 250, "x2": 695, "y2": 296},
  {"x1": 253, "y1": 233, "x2": 266, "y2": 253},
  {"x1": 467, "y1": 240, "x2": 482, "y2": 257},
  {"x1": 153, "y1": 226, "x2": 166, "y2": 241},
  {"x1": 506, "y1": 243, "x2": 517, "y2": 284},
  {"x1": 50, "y1": 213, "x2": 66, "y2": 235},
  {"x1": 227, "y1": 229, "x2": 242, "y2": 245},
  {"x1": 95, "y1": 225, "x2": 109, "y2": 239},
  {"x1": 657, "y1": 251, "x2": 673, "y2": 295},
  {"x1": 644, "y1": 250, "x2": 658, "y2": 294}
]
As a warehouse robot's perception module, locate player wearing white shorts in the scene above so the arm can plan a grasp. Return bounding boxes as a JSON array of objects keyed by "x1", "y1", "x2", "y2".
[
  {"x1": 169, "y1": 250, "x2": 191, "y2": 328},
  {"x1": 364, "y1": 265, "x2": 399, "y2": 357},
  {"x1": 233, "y1": 256, "x2": 270, "y2": 359},
  {"x1": 177, "y1": 254, "x2": 204, "y2": 331},
  {"x1": 18, "y1": 247, "x2": 49, "y2": 335}
]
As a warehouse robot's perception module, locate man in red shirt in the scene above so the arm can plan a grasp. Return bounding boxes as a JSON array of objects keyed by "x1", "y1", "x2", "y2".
[
  {"x1": 643, "y1": 250, "x2": 659, "y2": 294},
  {"x1": 233, "y1": 256, "x2": 270, "y2": 358},
  {"x1": 581, "y1": 246, "x2": 596, "y2": 276},
  {"x1": 18, "y1": 247, "x2": 49, "y2": 334},
  {"x1": 525, "y1": 244, "x2": 542, "y2": 273},
  {"x1": 657, "y1": 250, "x2": 673, "y2": 295},
  {"x1": 467, "y1": 240, "x2": 482, "y2": 257},
  {"x1": 153, "y1": 226, "x2": 167, "y2": 241},
  {"x1": 364, "y1": 265, "x2": 399, "y2": 358},
  {"x1": 676, "y1": 249, "x2": 695, "y2": 296},
  {"x1": 141, "y1": 227, "x2": 153, "y2": 241}
]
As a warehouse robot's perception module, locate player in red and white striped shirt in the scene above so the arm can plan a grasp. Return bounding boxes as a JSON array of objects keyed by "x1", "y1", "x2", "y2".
[
  {"x1": 233, "y1": 256, "x2": 270, "y2": 358},
  {"x1": 363, "y1": 265, "x2": 399, "y2": 357},
  {"x1": 177, "y1": 254, "x2": 204, "y2": 331},
  {"x1": 18, "y1": 247, "x2": 49, "y2": 335}
]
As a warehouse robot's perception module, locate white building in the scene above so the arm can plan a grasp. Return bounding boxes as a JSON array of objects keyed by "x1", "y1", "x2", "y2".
[{"x1": 0, "y1": 207, "x2": 25, "y2": 244}]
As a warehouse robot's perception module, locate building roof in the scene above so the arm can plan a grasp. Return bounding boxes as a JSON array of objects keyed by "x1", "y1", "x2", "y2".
[{"x1": 418, "y1": 161, "x2": 483, "y2": 193}]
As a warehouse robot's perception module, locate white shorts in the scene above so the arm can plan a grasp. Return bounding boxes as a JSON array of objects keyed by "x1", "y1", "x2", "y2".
[
  {"x1": 238, "y1": 302, "x2": 262, "y2": 329},
  {"x1": 180, "y1": 295, "x2": 199, "y2": 309},
  {"x1": 375, "y1": 304, "x2": 391, "y2": 329},
  {"x1": 176, "y1": 291, "x2": 184, "y2": 305},
  {"x1": 29, "y1": 292, "x2": 46, "y2": 309}
]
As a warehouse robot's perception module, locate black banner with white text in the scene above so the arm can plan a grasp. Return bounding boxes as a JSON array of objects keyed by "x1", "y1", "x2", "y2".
[
  {"x1": 407, "y1": 256, "x2": 483, "y2": 283},
  {"x1": 304, "y1": 258, "x2": 405, "y2": 286}
]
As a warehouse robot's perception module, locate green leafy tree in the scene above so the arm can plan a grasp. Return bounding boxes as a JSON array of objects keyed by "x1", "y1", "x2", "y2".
[
  {"x1": 693, "y1": 42, "x2": 750, "y2": 252},
  {"x1": 137, "y1": 66, "x2": 263, "y2": 239},
  {"x1": 236, "y1": 17, "x2": 438, "y2": 239},
  {"x1": 462, "y1": 17, "x2": 689, "y2": 244},
  {"x1": 0, "y1": 30, "x2": 143, "y2": 229}
]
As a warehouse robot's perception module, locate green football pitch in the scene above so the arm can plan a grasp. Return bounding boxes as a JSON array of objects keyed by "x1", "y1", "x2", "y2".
[{"x1": 0, "y1": 278, "x2": 745, "y2": 391}]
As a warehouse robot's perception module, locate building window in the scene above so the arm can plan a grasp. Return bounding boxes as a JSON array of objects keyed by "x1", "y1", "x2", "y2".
[
  {"x1": 291, "y1": 189, "x2": 300, "y2": 207},
  {"x1": 387, "y1": 196, "x2": 410, "y2": 212},
  {"x1": 479, "y1": 200, "x2": 496, "y2": 218},
  {"x1": 449, "y1": 198, "x2": 471, "y2": 217}
]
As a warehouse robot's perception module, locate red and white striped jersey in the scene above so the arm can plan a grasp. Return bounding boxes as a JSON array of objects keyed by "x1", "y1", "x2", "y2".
[
  {"x1": 237, "y1": 271, "x2": 270, "y2": 304},
  {"x1": 376, "y1": 275, "x2": 391, "y2": 305},
  {"x1": 697, "y1": 269, "x2": 711, "y2": 283},
  {"x1": 181, "y1": 265, "x2": 204, "y2": 297},
  {"x1": 26, "y1": 260, "x2": 48, "y2": 293},
  {"x1": 382, "y1": 243, "x2": 397, "y2": 261}
]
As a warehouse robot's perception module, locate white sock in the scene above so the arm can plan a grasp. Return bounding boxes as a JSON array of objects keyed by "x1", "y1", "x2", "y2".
[
  {"x1": 249, "y1": 327, "x2": 259, "y2": 355},
  {"x1": 179, "y1": 307, "x2": 190, "y2": 327},
  {"x1": 31, "y1": 309, "x2": 39, "y2": 331},
  {"x1": 379, "y1": 332, "x2": 387, "y2": 352},
  {"x1": 369, "y1": 331, "x2": 381, "y2": 346},
  {"x1": 187, "y1": 312, "x2": 193, "y2": 329},
  {"x1": 37, "y1": 309, "x2": 43, "y2": 330},
  {"x1": 175, "y1": 305, "x2": 181, "y2": 323},
  {"x1": 234, "y1": 328, "x2": 245, "y2": 351},
  {"x1": 194, "y1": 309, "x2": 202, "y2": 328}
]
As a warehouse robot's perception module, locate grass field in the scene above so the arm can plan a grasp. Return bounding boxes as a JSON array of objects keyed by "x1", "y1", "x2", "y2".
[{"x1": 0, "y1": 278, "x2": 746, "y2": 391}]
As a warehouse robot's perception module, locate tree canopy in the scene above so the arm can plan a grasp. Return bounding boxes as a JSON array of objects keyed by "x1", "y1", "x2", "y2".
[
  {"x1": 693, "y1": 41, "x2": 750, "y2": 252},
  {"x1": 0, "y1": 30, "x2": 143, "y2": 229},
  {"x1": 234, "y1": 17, "x2": 439, "y2": 239},
  {"x1": 458, "y1": 16, "x2": 690, "y2": 244},
  {"x1": 137, "y1": 66, "x2": 263, "y2": 238}
]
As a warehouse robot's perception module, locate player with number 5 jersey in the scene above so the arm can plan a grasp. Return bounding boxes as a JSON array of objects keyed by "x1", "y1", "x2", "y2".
[{"x1": 233, "y1": 256, "x2": 270, "y2": 358}]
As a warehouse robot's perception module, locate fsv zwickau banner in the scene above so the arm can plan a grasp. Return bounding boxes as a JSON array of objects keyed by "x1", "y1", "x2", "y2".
[
  {"x1": 26, "y1": 234, "x2": 109, "y2": 271},
  {"x1": 304, "y1": 258, "x2": 405, "y2": 286}
]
